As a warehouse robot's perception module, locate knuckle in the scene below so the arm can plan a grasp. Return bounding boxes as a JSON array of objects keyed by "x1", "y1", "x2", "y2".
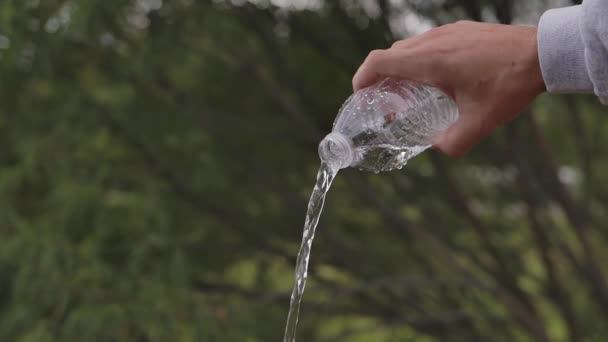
[
  {"x1": 366, "y1": 49, "x2": 385, "y2": 65},
  {"x1": 427, "y1": 22, "x2": 457, "y2": 37},
  {"x1": 426, "y1": 26, "x2": 445, "y2": 37},
  {"x1": 391, "y1": 40, "x2": 405, "y2": 49}
]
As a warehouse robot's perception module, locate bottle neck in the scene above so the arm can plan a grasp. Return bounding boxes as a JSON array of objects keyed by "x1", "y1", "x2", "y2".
[{"x1": 318, "y1": 132, "x2": 354, "y2": 171}]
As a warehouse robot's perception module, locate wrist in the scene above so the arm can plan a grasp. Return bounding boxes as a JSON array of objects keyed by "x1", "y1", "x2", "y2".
[{"x1": 523, "y1": 26, "x2": 546, "y2": 96}]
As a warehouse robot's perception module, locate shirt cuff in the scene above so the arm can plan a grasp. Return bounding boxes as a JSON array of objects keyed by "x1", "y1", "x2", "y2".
[{"x1": 538, "y1": 5, "x2": 593, "y2": 94}]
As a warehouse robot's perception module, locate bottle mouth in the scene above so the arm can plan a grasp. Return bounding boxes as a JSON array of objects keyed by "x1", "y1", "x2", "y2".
[{"x1": 318, "y1": 132, "x2": 354, "y2": 171}]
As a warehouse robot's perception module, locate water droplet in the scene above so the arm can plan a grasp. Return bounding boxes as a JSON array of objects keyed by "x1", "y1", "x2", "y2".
[{"x1": 367, "y1": 98, "x2": 375, "y2": 105}]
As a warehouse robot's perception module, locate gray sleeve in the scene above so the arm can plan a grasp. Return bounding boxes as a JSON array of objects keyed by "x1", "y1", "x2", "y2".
[{"x1": 538, "y1": 0, "x2": 608, "y2": 104}]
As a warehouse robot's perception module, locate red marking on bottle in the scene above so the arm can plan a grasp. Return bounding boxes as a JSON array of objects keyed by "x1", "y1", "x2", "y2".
[{"x1": 384, "y1": 112, "x2": 396, "y2": 125}]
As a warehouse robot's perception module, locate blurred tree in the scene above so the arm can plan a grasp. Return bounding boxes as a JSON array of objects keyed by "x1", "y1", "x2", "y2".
[{"x1": 0, "y1": 0, "x2": 606, "y2": 341}]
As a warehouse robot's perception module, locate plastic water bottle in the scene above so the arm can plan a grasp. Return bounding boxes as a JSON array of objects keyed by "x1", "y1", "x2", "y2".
[{"x1": 318, "y1": 78, "x2": 459, "y2": 172}]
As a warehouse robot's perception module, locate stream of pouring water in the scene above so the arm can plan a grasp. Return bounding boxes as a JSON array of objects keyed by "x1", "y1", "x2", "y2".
[{"x1": 283, "y1": 161, "x2": 337, "y2": 342}]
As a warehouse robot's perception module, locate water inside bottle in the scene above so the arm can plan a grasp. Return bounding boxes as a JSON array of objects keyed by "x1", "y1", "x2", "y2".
[{"x1": 354, "y1": 143, "x2": 430, "y2": 172}]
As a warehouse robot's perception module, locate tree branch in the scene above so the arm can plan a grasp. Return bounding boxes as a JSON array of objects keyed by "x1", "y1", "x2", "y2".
[
  {"x1": 526, "y1": 114, "x2": 608, "y2": 313},
  {"x1": 565, "y1": 97, "x2": 593, "y2": 204},
  {"x1": 427, "y1": 154, "x2": 551, "y2": 342},
  {"x1": 346, "y1": 174, "x2": 551, "y2": 341},
  {"x1": 505, "y1": 124, "x2": 580, "y2": 340}
]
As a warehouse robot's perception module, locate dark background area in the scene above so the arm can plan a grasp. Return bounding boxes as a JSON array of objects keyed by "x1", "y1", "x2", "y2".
[{"x1": 0, "y1": 0, "x2": 606, "y2": 341}]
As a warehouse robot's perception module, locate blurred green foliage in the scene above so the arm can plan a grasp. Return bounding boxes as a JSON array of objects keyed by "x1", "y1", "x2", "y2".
[{"x1": 0, "y1": 0, "x2": 606, "y2": 341}]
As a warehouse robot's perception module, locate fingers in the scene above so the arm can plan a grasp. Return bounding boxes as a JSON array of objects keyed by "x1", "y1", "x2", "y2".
[
  {"x1": 390, "y1": 32, "x2": 429, "y2": 50},
  {"x1": 353, "y1": 21, "x2": 480, "y2": 92},
  {"x1": 432, "y1": 114, "x2": 494, "y2": 158},
  {"x1": 389, "y1": 24, "x2": 453, "y2": 50},
  {"x1": 352, "y1": 48, "x2": 438, "y2": 91},
  {"x1": 352, "y1": 49, "x2": 386, "y2": 92}
]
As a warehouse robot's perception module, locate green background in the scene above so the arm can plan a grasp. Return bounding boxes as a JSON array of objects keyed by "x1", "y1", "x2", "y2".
[{"x1": 0, "y1": 0, "x2": 605, "y2": 341}]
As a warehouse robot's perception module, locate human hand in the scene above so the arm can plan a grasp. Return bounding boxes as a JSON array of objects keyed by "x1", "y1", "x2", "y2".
[{"x1": 353, "y1": 21, "x2": 545, "y2": 157}]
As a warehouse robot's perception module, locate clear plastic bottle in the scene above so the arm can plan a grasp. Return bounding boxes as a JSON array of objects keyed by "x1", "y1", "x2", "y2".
[{"x1": 318, "y1": 78, "x2": 459, "y2": 172}]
